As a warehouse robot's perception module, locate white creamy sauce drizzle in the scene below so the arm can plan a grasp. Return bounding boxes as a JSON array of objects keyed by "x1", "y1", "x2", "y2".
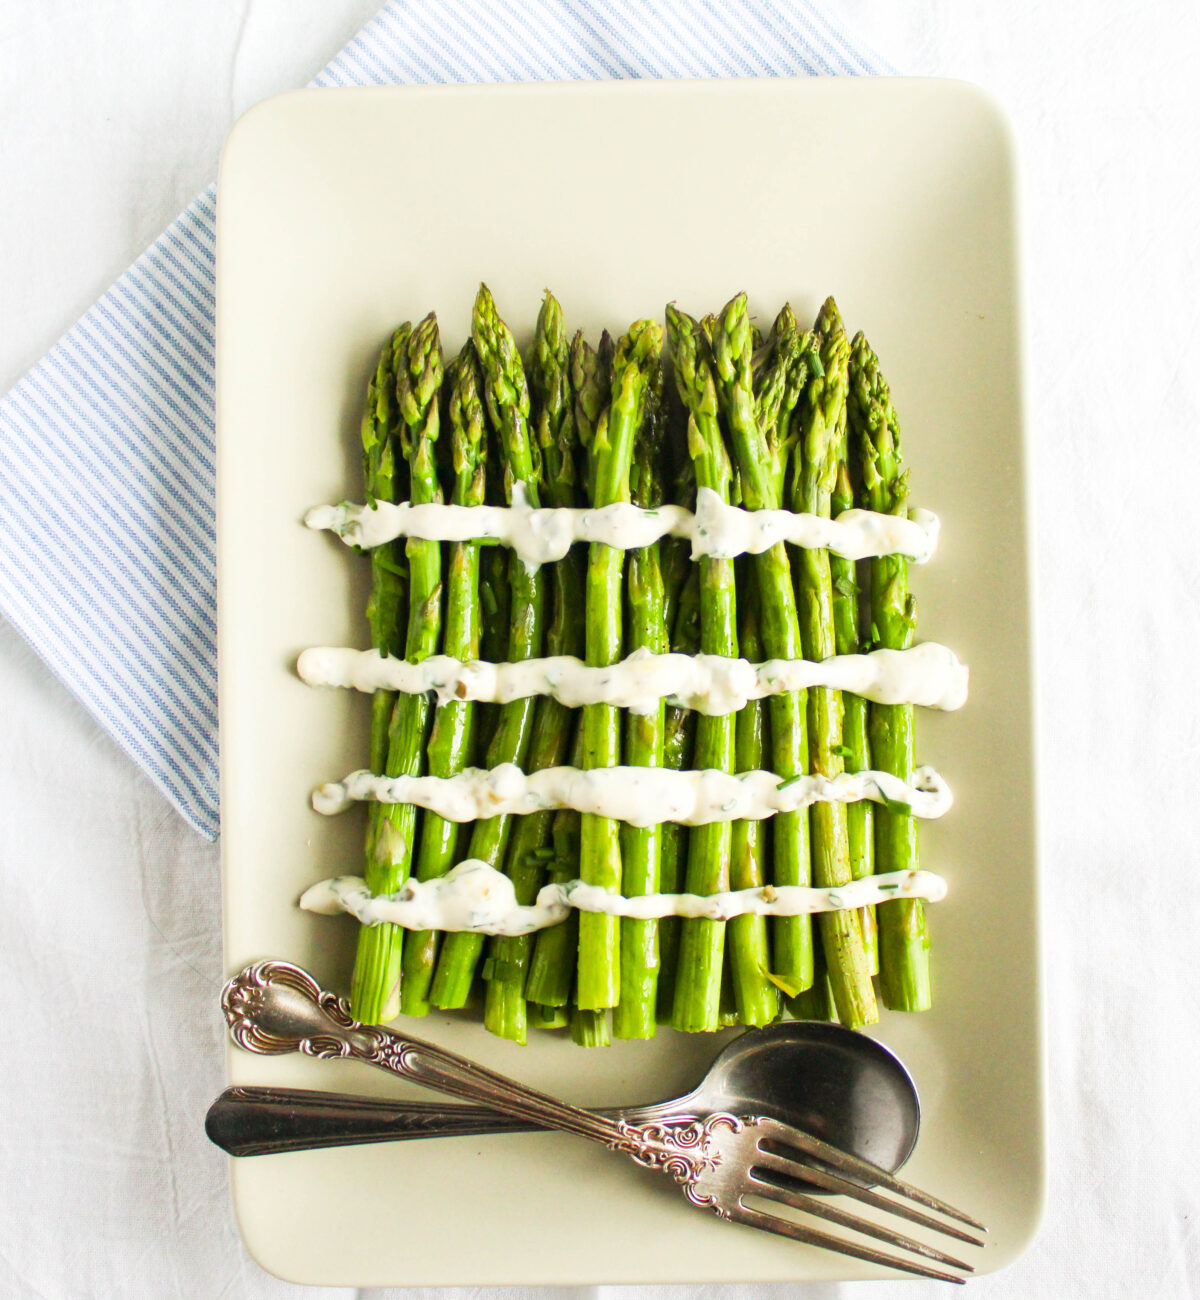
[
  {"x1": 300, "y1": 859, "x2": 949, "y2": 936},
  {"x1": 311, "y1": 761, "x2": 951, "y2": 824},
  {"x1": 298, "y1": 641, "x2": 969, "y2": 714},
  {"x1": 305, "y1": 483, "x2": 940, "y2": 568}
]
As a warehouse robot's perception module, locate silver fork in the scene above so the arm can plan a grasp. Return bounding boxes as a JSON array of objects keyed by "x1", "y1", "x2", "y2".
[{"x1": 222, "y1": 960, "x2": 986, "y2": 1284}]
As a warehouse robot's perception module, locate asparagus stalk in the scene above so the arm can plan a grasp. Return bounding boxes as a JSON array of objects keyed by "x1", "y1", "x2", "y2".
[
  {"x1": 753, "y1": 305, "x2": 820, "y2": 498},
  {"x1": 524, "y1": 726, "x2": 585, "y2": 1008},
  {"x1": 573, "y1": 329, "x2": 613, "y2": 490},
  {"x1": 429, "y1": 285, "x2": 547, "y2": 1009},
  {"x1": 790, "y1": 298, "x2": 878, "y2": 1029},
  {"x1": 666, "y1": 305, "x2": 737, "y2": 1033},
  {"x1": 613, "y1": 360, "x2": 669, "y2": 1040},
  {"x1": 827, "y1": 334, "x2": 878, "y2": 975},
  {"x1": 475, "y1": 384, "x2": 513, "y2": 762},
  {"x1": 655, "y1": 564, "x2": 699, "y2": 1021},
  {"x1": 576, "y1": 320, "x2": 663, "y2": 1011},
  {"x1": 484, "y1": 292, "x2": 584, "y2": 1043},
  {"x1": 528, "y1": 1002, "x2": 569, "y2": 1030},
  {"x1": 849, "y1": 328, "x2": 931, "y2": 1012},
  {"x1": 569, "y1": 1006, "x2": 611, "y2": 1048},
  {"x1": 362, "y1": 333, "x2": 408, "y2": 698},
  {"x1": 718, "y1": 945, "x2": 742, "y2": 1027},
  {"x1": 476, "y1": 489, "x2": 511, "y2": 762},
  {"x1": 398, "y1": 344, "x2": 487, "y2": 1016},
  {"x1": 658, "y1": 461, "x2": 695, "y2": 646},
  {"x1": 524, "y1": 334, "x2": 610, "y2": 1011},
  {"x1": 787, "y1": 937, "x2": 837, "y2": 1021},
  {"x1": 654, "y1": 436, "x2": 698, "y2": 1022},
  {"x1": 351, "y1": 314, "x2": 445, "y2": 1024},
  {"x1": 712, "y1": 294, "x2": 816, "y2": 999},
  {"x1": 726, "y1": 565, "x2": 780, "y2": 1025},
  {"x1": 349, "y1": 332, "x2": 409, "y2": 1021}
]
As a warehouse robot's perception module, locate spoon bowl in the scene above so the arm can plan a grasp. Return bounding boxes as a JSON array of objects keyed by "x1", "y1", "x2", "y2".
[
  {"x1": 664, "y1": 1021, "x2": 919, "y2": 1177},
  {"x1": 207, "y1": 1018, "x2": 920, "y2": 1176}
]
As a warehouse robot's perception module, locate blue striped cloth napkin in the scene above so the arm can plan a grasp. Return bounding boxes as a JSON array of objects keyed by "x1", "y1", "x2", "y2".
[{"x1": 0, "y1": 0, "x2": 886, "y2": 840}]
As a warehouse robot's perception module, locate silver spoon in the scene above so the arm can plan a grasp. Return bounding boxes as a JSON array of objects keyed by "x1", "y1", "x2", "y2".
[{"x1": 206, "y1": 1019, "x2": 920, "y2": 1180}]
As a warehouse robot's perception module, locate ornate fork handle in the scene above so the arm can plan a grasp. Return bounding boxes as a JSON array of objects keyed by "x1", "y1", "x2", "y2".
[{"x1": 222, "y1": 959, "x2": 738, "y2": 1187}]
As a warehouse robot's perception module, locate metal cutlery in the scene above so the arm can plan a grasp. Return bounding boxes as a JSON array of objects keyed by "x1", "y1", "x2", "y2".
[
  {"x1": 207, "y1": 1016, "x2": 919, "y2": 1172},
  {"x1": 221, "y1": 959, "x2": 985, "y2": 1283}
]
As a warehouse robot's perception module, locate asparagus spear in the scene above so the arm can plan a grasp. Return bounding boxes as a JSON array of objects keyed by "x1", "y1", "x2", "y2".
[
  {"x1": 360, "y1": 332, "x2": 408, "y2": 773},
  {"x1": 475, "y1": 370, "x2": 513, "y2": 763},
  {"x1": 484, "y1": 292, "x2": 585, "y2": 1043},
  {"x1": 613, "y1": 359, "x2": 669, "y2": 1040},
  {"x1": 476, "y1": 480, "x2": 511, "y2": 762},
  {"x1": 429, "y1": 286, "x2": 547, "y2": 1009},
  {"x1": 718, "y1": 945, "x2": 742, "y2": 1027},
  {"x1": 576, "y1": 320, "x2": 663, "y2": 1012},
  {"x1": 655, "y1": 564, "x2": 699, "y2": 1021},
  {"x1": 528, "y1": 1002, "x2": 569, "y2": 1030},
  {"x1": 524, "y1": 727, "x2": 585, "y2": 1008},
  {"x1": 349, "y1": 332, "x2": 409, "y2": 1021},
  {"x1": 712, "y1": 294, "x2": 816, "y2": 1000},
  {"x1": 531, "y1": 298, "x2": 582, "y2": 508},
  {"x1": 726, "y1": 565, "x2": 780, "y2": 1025},
  {"x1": 398, "y1": 344, "x2": 487, "y2": 1016},
  {"x1": 790, "y1": 298, "x2": 878, "y2": 1029},
  {"x1": 658, "y1": 457, "x2": 694, "y2": 647},
  {"x1": 752, "y1": 304, "x2": 819, "y2": 499},
  {"x1": 827, "y1": 327, "x2": 878, "y2": 975},
  {"x1": 665, "y1": 304, "x2": 737, "y2": 1033},
  {"x1": 849, "y1": 328, "x2": 931, "y2": 1012},
  {"x1": 787, "y1": 938, "x2": 837, "y2": 1021},
  {"x1": 351, "y1": 314, "x2": 445, "y2": 1024},
  {"x1": 524, "y1": 333, "x2": 611, "y2": 1011},
  {"x1": 573, "y1": 329, "x2": 613, "y2": 491},
  {"x1": 570, "y1": 1006, "x2": 611, "y2": 1048}
]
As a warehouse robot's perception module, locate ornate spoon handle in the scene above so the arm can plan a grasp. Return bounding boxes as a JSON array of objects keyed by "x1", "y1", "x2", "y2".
[
  {"x1": 205, "y1": 1087, "x2": 687, "y2": 1157},
  {"x1": 221, "y1": 959, "x2": 710, "y2": 1176}
]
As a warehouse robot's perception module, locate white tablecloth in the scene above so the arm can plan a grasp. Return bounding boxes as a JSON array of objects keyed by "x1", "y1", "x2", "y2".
[{"x1": 2, "y1": 2, "x2": 1198, "y2": 1296}]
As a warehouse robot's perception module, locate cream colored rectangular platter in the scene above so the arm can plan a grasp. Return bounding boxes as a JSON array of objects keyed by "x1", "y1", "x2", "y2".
[{"x1": 216, "y1": 78, "x2": 1041, "y2": 1286}]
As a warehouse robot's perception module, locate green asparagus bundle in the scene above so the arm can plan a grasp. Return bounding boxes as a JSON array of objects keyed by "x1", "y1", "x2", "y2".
[
  {"x1": 849, "y1": 329, "x2": 931, "y2": 1012},
  {"x1": 326, "y1": 289, "x2": 948, "y2": 1041},
  {"x1": 665, "y1": 304, "x2": 737, "y2": 1033},
  {"x1": 429, "y1": 285, "x2": 547, "y2": 1010},
  {"x1": 398, "y1": 343, "x2": 487, "y2": 1017},
  {"x1": 576, "y1": 319, "x2": 663, "y2": 1012},
  {"x1": 790, "y1": 298, "x2": 878, "y2": 1029},
  {"x1": 352, "y1": 314, "x2": 445, "y2": 1024},
  {"x1": 484, "y1": 292, "x2": 585, "y2": 1043}
]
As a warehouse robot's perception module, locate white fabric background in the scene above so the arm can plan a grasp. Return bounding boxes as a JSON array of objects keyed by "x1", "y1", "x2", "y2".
[{"x1": 1, "y1": 2, "x2": 1197, "y2": 1297}]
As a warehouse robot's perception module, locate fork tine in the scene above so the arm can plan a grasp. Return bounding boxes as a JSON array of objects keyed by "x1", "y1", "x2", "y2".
[
  {"x1": 754, "y1": 1116, "x2": 987, "y2": 1232},
  {"x1": 746, "y1": 1168, "x2": 974, "y2": 1272},
  {"x1": 751, "y1": 1144, "x2": 986, "y2": 1248},
  {"x1": 725, "y1": 1201, "x2": 967, "y2": 1285}
]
